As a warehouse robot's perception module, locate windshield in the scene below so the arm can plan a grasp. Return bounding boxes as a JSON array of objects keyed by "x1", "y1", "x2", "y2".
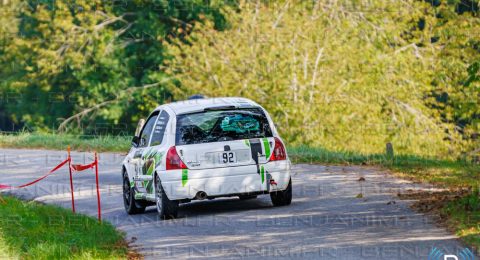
[{"x1": 175, "y1": 108, "x2": 273, "y2": 145}]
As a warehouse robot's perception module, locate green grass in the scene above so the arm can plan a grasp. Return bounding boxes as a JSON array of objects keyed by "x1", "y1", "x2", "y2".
[
  {"x1": 0, "y1": 132, "x2": 131, "y2": 153},
  {"x1": 0, "y1": 195, "x2": 128, "y2": 259},
  {"x1": 0, "y1": 233, "x2": 15, "y2": 259},
  {"x1": 443, "y1": 190, "x2": 480, "y2": 250},
  {"x1": 288, "y1": 145, "x2": 480, "y2": 188}
]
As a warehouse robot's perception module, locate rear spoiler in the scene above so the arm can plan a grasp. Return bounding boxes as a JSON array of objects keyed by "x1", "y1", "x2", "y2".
[
  {"x1": 176, "y1": 105, "x2": 258, "y2": 115},
  {"x1": 203, "y1": 105, "x2": 236, "y2": 111}
]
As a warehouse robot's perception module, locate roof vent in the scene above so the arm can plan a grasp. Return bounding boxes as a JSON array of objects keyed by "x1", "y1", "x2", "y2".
[{"x1": 188, "y1": 94, "x2": 206, "y2": 100}]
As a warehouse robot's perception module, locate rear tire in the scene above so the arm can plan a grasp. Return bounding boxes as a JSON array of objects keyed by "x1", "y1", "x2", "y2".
[
  {"x1": 270, "y1": 179, "x2": 292, "y2": 206},
  {"x1": 123, "y1": 172, "x2": 146, "y2": 214},
  {"x1": 155, "y1": 174, "x2": 179, "y2": 219}
]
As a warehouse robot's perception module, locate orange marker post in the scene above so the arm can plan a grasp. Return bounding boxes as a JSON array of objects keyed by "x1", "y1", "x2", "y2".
[
  {"x1": 94, "y1": 152, "x2": 102, "y2": 222},
  {"x1": 67, "y1": 146, "x2": 75, "y2": 213}
]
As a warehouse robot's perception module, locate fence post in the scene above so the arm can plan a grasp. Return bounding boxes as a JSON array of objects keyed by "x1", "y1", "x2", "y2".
[
  {"x1": 386, "y1": 142, "x2": 394, "y2": 163},
  {"x1": 94, "y1": 152, "x2": 102, "y2": 222},
  {"x1": 67, "y1": 146, "x2": 75, "y2": 213}
]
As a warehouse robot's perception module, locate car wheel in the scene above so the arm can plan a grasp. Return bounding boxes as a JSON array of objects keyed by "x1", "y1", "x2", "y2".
[
  {"x1": 270, "y1": 178, "x2": 292, "y2": 206},
  {"x1": 238, "y1": 195, "x2": 257, "y2": 200},
  {"x1": 155, "y1": 174, "x2": 179, "y2": 219},
  {"x1": 123, "y1": 172, "x2": 146, "y2": 214}
]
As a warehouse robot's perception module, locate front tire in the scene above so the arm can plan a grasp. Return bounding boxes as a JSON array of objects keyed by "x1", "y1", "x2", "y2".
[
  {"x1": 155, "y1": 174, "x2": 179, "y2": 219},
  {"x1": 123, "y1": 172, "x2": 146, "y2": 214},
  {"x1": 270, "y1": 178, "x2": 292, "y2": 206}
]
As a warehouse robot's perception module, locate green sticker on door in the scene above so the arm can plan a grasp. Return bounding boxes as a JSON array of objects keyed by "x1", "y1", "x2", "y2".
[
  {"x1": 182, "y1": 169, "x2": 188, "y2": 187},
  {"x1": 263, "y1": 138, "x2": 270, "y2": 159},
  {"x1": 260, "y1": 165, "x2": 265, "y2": 184}
]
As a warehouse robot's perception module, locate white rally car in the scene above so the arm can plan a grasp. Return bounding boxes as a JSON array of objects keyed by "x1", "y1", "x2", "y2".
[{"x1": 122, "y1": 97, "x2": 292, "y2": 219}]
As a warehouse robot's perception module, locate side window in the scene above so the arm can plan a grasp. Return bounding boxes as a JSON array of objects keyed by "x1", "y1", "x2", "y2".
[
  {"x1": 139, "y1": 112, "x2": 159, "y2": 147},
  {"x1": 150, "y1": 110, "x2": 170, "y2": 146}
]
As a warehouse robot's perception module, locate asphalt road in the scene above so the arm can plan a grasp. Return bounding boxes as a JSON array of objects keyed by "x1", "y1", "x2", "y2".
[{"x1": 0, "y1": 148, "x2": 474, "y2": 259}]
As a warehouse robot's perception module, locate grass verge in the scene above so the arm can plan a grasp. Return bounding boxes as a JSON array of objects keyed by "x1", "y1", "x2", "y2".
[
  {"x1": 0, "y1": 132, "x2": 130, "y2": 153},
  {"x1": 443, "y1": 190, "x2": 480, "y2": 249},
  {"x1": 0, "y1": 194, "x2": 129, "y2": 259},
  {"x1": 288, "y1": 146, "x2": 480, "y2": 188},
  {"x1": 398, "y1": 189, "x2": 480, "y2": 252}
]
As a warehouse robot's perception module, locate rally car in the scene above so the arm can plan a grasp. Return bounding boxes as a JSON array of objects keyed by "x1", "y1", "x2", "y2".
[{"x1": 122, "y1": 97, "x2": 292, "y2": 219}]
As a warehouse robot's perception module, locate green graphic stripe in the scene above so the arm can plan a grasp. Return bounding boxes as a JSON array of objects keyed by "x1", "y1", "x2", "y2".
[
  {"x1": 244, "y1": 139, "x2": 250, "y2": 147},
  {"x1": 182, "y1": 169, "x2": 188, "y2": 187},
  {"x1": 146, "y1": 149, "x2": 154, "y2": 159},
  {"x1": 146, "y1": 181, "x2": 153, "y2": 193},
  {"x1": 154, "y1": 153, "x2": 163, "y2": 167},
  {"x1": 263, "y1": 138, "x2": 270, "y2": 159},
  {"x1": 260, "y1": 165, "x2": 265, "y2": 184},
  {"x1": 146, "y1": 162, "x2": 155, "y2": 176},
  {"x1": 145, "y1": 162, "x2": 154, "y2": 193}
]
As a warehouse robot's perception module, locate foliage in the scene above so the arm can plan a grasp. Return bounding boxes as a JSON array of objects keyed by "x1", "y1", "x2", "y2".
[
  {"x1": 0, "y1": 0, "x2": 231, "y2": 133},
  {"x1": 0, "y1": 195, "x2": 127, "y2": 259},
  {"x1": 423, "y1": 0, "x2": 480, "y2": 155},
  {"x1": 165, "y1": 0, "x2": 475, "y2": 157},
  {"x1": 1, "y1": 0, "x2": 479, "y2": 159}
]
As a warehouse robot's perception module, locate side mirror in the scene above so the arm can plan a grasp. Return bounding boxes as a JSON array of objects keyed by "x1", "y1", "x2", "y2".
[
  {"x1": 131, "y1": 136, "x2": 140, "y2": 148},
  {"x1": 135, "y1": 118, "x2": 146, "y2": 137},
  {"x1": 140, "y1": 137, "x2": 147, "y2": 147},
  {"x1": 132, "y1": 119, "x2": 145, "y2": 148}
]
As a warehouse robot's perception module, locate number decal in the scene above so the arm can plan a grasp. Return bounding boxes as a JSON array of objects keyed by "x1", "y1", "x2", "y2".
[{"x1": 222, "y1": 152, "x2": 235, "y2": 163}]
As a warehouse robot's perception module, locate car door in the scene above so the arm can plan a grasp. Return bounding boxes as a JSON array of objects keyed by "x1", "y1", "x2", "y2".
[
  {"x1": 131, "y1": 111, "x2": 159, "y2": 194},
  {"x1": 141, "y1": 110, "x2": 170, "y2": 195}
]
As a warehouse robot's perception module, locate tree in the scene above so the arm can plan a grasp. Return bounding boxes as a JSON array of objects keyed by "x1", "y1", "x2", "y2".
[
  {"x1": 165, "y1": 0, "x2": 464, "y2": 157},
  {"x1": 0, "y1": 0, "x2": 232, "y2": 134}
]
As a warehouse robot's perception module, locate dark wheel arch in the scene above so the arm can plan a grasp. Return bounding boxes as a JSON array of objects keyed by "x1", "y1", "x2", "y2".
[
  {"x1": 122, "y1": 169, "x2": 146, "y2": 214},
  {"x1": 154, "y1": 173, "x2": 179, "y2": 219},
  {"x1": 270, "y1": 178, "x2": 292, "y2": 206}
]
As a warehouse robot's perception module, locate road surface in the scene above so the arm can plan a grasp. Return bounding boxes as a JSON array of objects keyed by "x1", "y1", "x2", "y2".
[{"x1": 0, "y1": 148, "x2": 474, "y2": 259}]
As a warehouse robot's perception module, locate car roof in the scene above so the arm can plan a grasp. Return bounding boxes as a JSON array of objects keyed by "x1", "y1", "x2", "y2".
[{"x1": 157, "y1": 97, "x2": 261, "y2": 115}]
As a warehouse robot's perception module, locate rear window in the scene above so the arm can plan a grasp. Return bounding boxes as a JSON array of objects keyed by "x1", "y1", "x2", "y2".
[{"x1": 175, "y1": 108, "x2": 273, "y2": 145}]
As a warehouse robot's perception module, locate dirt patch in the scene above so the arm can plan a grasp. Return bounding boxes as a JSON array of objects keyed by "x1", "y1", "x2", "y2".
[
  {"x1": 126, "y1": 237, "x2": 143, "y2": 260},
  {"x1": 110, "y1": 237, "x2": 142, "y2": 260},
  {"x1": 398, "y1": 189, "x2": 469, "y2": 212},
  {"x1": 127, "y1": 250, "x2": 143, "y2": 260},
  {"x1": 398, "y1": 189, "x2": 470, "y2": 224}
]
